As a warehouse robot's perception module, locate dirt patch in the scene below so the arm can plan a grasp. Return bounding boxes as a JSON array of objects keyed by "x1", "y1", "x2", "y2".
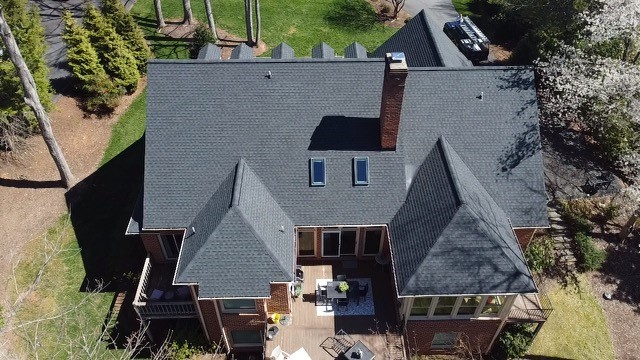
[
  {"x1": 367, "y1": 0, "x2": 412, "y2": 28},
  {"x1": 160, "y1": 20, "x2": 268, "y2": 59},
  {"x1": 0, "y1": 79, "x2": 146, "y2": 309},
  {"x1": 489, "y1": 44, "x2": 512, "y2": 64}
]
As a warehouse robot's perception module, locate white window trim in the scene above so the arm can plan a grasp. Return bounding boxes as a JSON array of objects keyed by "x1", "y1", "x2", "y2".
[
  {"x1": 158, "y1": 234, "x2": 181, "y2": 260},
  {"x1": 362, "y1": 228, "x2": 383, "y2": 256},
  {"x1": 219, "y1": 299, "x2": 257, "y2": 314},
  {"x1": 321, "y1": 228, "x2": 359, "y2": 257},
  {"x1": 353, "y1": 156, "x2": 370, "y2": 186},
  {"x1": 408, "y1": 295, "x2": 510, "y2": 320},
  {"x1": 310, "y1": 158, "x2": 326, "y2": 187},
  {"x1": 229, "y1": 330, "x2": 263, "y2": 347},
  {"x1": 297, "y1": 229, "x2": 316, "y2": 257}
]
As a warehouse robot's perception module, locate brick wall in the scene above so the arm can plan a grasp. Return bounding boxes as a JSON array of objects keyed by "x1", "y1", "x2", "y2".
[
  {"x1": 379, "y1": 55, "x2": 408, "y2": 150},
  {"x1": 514, "y1": 228, "x2": 538, "y2": 250},
  {"x1": 140, "y1": 233, "x2": 165, "y2": 263},
  {"x1": 405, "y1": 319, "x2": 501, "y2": 355},
  {"x1": 266, "y1": 283, "x2": 291, "y2": 314},
  {"x1": 221, "y1": 299, "x2": 267, "y2": 350},
  {"x1": 198, "y1": 298, "x2": 224, "y2": 345}
]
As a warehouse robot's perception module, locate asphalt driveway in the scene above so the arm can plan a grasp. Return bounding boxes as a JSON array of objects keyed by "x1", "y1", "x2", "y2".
[{"x1": 404, "y1": 0, "x2": 459, "y2": 28}]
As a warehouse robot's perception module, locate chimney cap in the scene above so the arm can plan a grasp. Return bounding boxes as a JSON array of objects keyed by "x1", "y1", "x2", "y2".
[{"x1": 387, "y1": 52, "x2": 406, "y2": 62}]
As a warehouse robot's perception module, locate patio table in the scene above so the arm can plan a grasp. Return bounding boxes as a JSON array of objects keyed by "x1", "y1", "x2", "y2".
[
  {"x1": 344, "y1": 340, "x2": 375, "y2": 360},
  {"x1": 326, "y1": 281, "x2": 347, "y2": 300}
]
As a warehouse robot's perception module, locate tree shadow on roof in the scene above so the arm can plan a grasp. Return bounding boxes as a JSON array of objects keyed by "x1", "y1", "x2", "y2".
[{"x1": 309, "y1": 116, "x2": 381, "y2": 151}]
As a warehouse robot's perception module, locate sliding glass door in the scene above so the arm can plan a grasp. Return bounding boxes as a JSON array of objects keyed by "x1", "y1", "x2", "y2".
[{"x1": 322, "y1": 228, "x2": 357, "y2": 257}]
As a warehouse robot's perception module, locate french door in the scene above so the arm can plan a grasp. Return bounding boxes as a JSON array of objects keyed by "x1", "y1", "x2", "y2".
[{"x1": 322, "y1": 228, "x2": 357, "y2": 257}]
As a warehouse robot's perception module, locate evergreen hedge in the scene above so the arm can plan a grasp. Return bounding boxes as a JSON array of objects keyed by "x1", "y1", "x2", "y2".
[{"x1": 101, "y1": 0, "x2": 150, "y2": 73}]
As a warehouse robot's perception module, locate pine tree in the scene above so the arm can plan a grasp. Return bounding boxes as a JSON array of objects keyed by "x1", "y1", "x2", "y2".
[
  {"x1": 83, "y1": 6, "x2": 139, "y2": 93},
  {"x1": 0, "y1": 0, "x2": 51, "y2": 130},
  {"x1": 101, "y1": 0, "x2": 150, "y2": 73},
  {"x1": 62, "y1": 12, "x2": 121, "y2": 112}
]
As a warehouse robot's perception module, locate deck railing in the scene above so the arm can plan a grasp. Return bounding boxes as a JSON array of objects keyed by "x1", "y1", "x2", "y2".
[
  {"x1": 133, "y1": 255, "x2": 197, "y2": 319},
  {"x1": 508, "y1": 292, "x2": 553, "y2": 322}
]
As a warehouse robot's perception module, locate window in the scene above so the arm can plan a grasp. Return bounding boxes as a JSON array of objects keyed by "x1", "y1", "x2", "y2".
[
  {"x1": 297, "y1": 230, "x2": 315, "y2": 257},
  {"x1": 310, "y1": 158, "x2": 326, "y2": 186},
  {"x1": 353, "y1": 157, "x2": 369, "y2": 185},
  {"x1": 322, "y1": 228, "x2": 358, "y2": 257},
  {"x1": 431, "y1": 332, "x2": 459, "y2": 349},
  {"x1": 221, "y1": 299, "x2": 256, "y2": 313},
  {"x1": 363, "y1": 228, "x2": 382, "y2": 255},
  {"x1": 433, "y1": 296, "x2": 457, "y2": 316},
  {"x1": 457, "y1": 296, "x2": 482, "y2": 316},
  {"x1": 410, "y1": 297, "x2": 431, "y2": 316},
  {"x1": 159, "y1": 234, "x2": 182, "y2": 260},
  {"x1": 480, "y1": 295, "x2": 506, "y2": 316},
  {"x1": 230, "y1": 330, "x2": 262, "y2": 346}
]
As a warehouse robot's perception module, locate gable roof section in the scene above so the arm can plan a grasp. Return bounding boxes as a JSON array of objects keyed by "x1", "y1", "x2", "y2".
[
  {"x1": 174, "y1": 159, "x2": 294, "y2": 298},
  {"x1": 344, "y1": 42, "x2": 368, "y2": 59},
  {"x1": 312, "y1": 42, "x2": 335, "y2": 58},
  {"x1": 272, "y1": 42, "x2": 295, "y2": 59},
  {"x1": 231, "y1": 43, "x2": 255, "y2": 59},
  {"x1": 390, "y1": 137, "x2": 536, "y2": 296},
  {"x1": 372, "y1": 10, "x2": 471, "y2": 67},
  {"x1": 197, "y1": 43, "x2": 222, "y2": 60}
]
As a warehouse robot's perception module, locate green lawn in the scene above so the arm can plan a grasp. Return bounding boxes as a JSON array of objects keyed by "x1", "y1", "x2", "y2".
[
  {"x1": 10, "y1": 91, "x2": 148, "y2": 358},
  {"x1": 131, "y1": 0, "x2": 398, "y2": 58},
  {"x1": 452, "y1": 0, "x2": 475, "y2": 16},
  {"x1": 528, "y1": 275, "x2": 615, "y2": 360}
]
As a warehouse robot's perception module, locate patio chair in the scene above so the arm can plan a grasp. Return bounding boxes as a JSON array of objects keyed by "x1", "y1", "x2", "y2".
[
  {"x1": 358, "y1": 283, "x2": 369, "y2": 305},
  {"x1": 295, "y1": 265, "x2": 304, "y2": 283},
  {"x1": 315, "y1": 286, "x2": 328, "y2": 306},
  {"x1": 336, "y1": 297, "x2": 349, "y2": 311},
  {"x1": 336, "y1": 274, "x2": 347, "y2": 281},
  {"x1": 270, "y1": 345, "x2": 290, "y2": 360}
]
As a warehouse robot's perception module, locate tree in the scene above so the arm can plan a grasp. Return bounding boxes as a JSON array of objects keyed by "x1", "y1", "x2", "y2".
[
  {"x1": 254, "y1": 0, "x2": 261, "y2": 44},
  {"x1": 582, "y1": 0, "x2": 640, "y2": 64},
  {"x1": 62, "y1": 12, "x2": 121, "y2": 112},
  {"x1": 204, "y1": 0, "x2": 217, "y2": 38},
  {"x1": 154, "y1": 0, "x2": 166, "y2": 28},
  {"x1": 0, "y1": 5, "x2": 75, "y2": 188},
  {"x1": 244, "y1": 0, "x2": 255, "y2": 46},
  {"x1": 387, "y1": 0, "x2": 405, "y2": 19},
  {"x1": 83, "y1": 6, "x2": 140, "y2": 93},
  {"x1": 183, "y1": 0, "x2": 194, "y2": 25},
  {"x1": 101, "y1": 0, "x2": 151, "y2": 73}
]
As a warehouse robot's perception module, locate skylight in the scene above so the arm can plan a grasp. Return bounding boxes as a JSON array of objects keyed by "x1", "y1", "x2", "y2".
[
  {"x1": 310, "y1": 158, "x2": 326, "y2": 186},
  {"x1": 353, "y1": 157, "x2": 369, "y2": 186}
]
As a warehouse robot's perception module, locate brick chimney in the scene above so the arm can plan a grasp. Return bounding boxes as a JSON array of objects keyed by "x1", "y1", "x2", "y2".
[{"x1": 379, "y1": 52, "x2": 408, "y2": 150}]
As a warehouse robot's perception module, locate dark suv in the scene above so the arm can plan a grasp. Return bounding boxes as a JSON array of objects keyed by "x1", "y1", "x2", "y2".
[{"x1": 443, "y1": 16, "x2": 490, "y2": 62}]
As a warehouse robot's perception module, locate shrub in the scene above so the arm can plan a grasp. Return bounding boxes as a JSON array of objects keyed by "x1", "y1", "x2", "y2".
[
  {"x1": 525, "y1": 235, "x2": 554, "y2": 273},
  {"x1": 63, "y1": 12, "x2": 122, "y2": 113},
  {"x1": 493, "y1": 323, "x2": 535, "y2": 359},
  {"x1": 404, "y1": 16, "x2": 412, "y2": 24},
  {"x1": 101, "y1": 0, "x2": 151, "y2": 73},
  {"x1": 190, "y1": 24, "x2": 216, "y2": 59},
  {"x1": 83, "y1": 6, "x2": 140, "y2": 93},
  {"x1": 574, "y1": 232, "x2": 606, "y2": 272},
  {"x1": 380, "y1": 4, "x2": 391, "y2": 14},
  {"x1": 561, "y1": 200, "x2": 594, "y2": 235},
  {"x1": 169, "y1": 340, "x2": 205, "y2": 360}
]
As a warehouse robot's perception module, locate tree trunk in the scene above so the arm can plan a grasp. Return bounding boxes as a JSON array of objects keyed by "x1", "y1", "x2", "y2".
[
  {"x1": 154, "y1": 0, "x2": 166, "y2": 29},
  {"x1": 254, "y1": 0, "x2": 261, "y2": 45},
  {"x1": 619, "y1": 208, "x2": 639, "y2": 241},
  {"x1": 244, "y1": 0, "x2": 255, "y2": 46},
  {"x1": 204, "y1": 0, "x2": 217, "y2": 38},
  {"x1": 0, "y1": 6, "x2": 75, "y2": 188},
  {"x1": 182, "y1": 0, "x2": 194, "y2": 25}
]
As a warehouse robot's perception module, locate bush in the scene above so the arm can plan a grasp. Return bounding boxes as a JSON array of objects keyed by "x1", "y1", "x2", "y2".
[
  {"x1": 190, "y1": 24, "x2": 216, "y2": 59},
  {"x1": 101, "y1": 0, "x2": 151, "y2": 73},
  {"x1": 561, "y1": 200, "x2": 594, "y2": 235},
  {"x1": 63, "y1": 12, "x2": 122, "y2": 113},
  {"x1": 525, "y1": 235, "x2": 554, "y2": 273},
  {"x1": 380, "y1": 4, "x2": 391, "y2": 14},
  {"x1": 325, "y1": 0, "x2": 377, "y2": 30},
  {"x1": 574, "y1": 232, "x2": 606, "y2": 272},
  {"x1": 84, "y1": 6, "x2": 140, "y2": 93},
  {"x1": 493, "y1": 323, "x2": 535, "y2": 359}
]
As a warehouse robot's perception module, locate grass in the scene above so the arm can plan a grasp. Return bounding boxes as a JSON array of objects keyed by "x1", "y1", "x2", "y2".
[
  {"x1": 528, "y1": 275, "x2": 615, "y2": 360},
  {"x1": 9, "y1": 91, "x2": 148, "y2": 358},
  {"x1": 131, "y1": 0, "x2": 398, "y2": 58},
  {"x1": 452, "y1": 0, "x2": 476, "y2": 16}
]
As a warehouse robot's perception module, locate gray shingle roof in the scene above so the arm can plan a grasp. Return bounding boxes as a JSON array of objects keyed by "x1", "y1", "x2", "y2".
[
  {"x1": 372, "y1": 10, "x2": 472, "y2": 67},
  {"x1": 272, "y1": 42, "x2": 295, "y2": 59},
  {"x1": 344, "y1": 42, "x2": 368, "y2": 59},
  {"x1": 230, "y1": 43, "x2": 254, "y2": 59},
  {"x1": 197, "y1": 43, "x2": 222, "y2": 60},
  {"x1": 390, "y1": 137, "x2": 536, "y2": 296},
  {"x1": 174, "y1": 159, "x2": 294, "y2": 298},
  {"x1": 312, "y1": 42, "x2": 335, "y2": 59}
]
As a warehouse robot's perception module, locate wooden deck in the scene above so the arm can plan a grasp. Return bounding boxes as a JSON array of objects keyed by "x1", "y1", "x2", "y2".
[
  {"x1": 508, "y1": 293, "x2": 553, "y2": 322},
  {"x1": 264, "y1": 260, "x2": 405, "y2": 360}
]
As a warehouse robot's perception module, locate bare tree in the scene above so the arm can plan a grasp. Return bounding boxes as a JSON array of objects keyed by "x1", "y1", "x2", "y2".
[
  {"x1": 244, "y1": 0, "x2": 255, "y2": 46},
  {"x1": 387, "y1": 0, "x2": 405, "y2": 19},
  {"x1": 0, "y1": 5, "x2": 75, "y2": 188},
  {"x1": 154, "y1": 0, "x2": 166, "y2": 28},
  {"x1": 183, "y1": 0, "x2": 194, "y2": 25},
  {"x1": 204, "y1": 0, "x2": 217, "y2": 37}
]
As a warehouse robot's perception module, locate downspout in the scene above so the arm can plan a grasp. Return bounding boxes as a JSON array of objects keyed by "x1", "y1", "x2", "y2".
[
  {"x1": 190, "y1": 286, "x2": 211, "y2": 342},
  {"x1": 486, "y1": 295, "x2": 517, "y2": 353}
]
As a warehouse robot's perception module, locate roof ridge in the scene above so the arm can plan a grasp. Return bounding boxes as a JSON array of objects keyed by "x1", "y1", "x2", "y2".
[
  {"x1": 417, "y1": 10, "x2": 445, "y2": 66},
  {"x1": 437, "y1": 136, "x2": 463, "y2": 207}
]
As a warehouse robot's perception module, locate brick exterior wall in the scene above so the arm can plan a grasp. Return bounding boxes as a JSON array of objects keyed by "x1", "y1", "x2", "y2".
[
  {"x1": 141, "y1": 233, "x2": 165, "y2": 263},
  {"x1": 221, "y1": 299, "x2": 267, "y2": 351},
  {"x1": 405, "y1": 319, "x2": 502, "y2": 355},
  {"x1": 266, "y1": 283, "x2": 291, "y2": 314},
  {"x1": 379, "y1": 55, "x2": 408, "y2": 150},
  {"x1": 514, "y1": 228, "x2": 538, "y2": 250},
  {"x1": 198, "y1": 298, "x2": 224, "y2": 345}
]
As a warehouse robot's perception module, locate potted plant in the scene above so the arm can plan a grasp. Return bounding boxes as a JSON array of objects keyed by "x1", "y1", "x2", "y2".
[
  {"x1": 270, "y1": 312, "x2": 281, "y2": 324},
  {"x1": 338, "y1": 281, "x2": 349, "y2": 293}
]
